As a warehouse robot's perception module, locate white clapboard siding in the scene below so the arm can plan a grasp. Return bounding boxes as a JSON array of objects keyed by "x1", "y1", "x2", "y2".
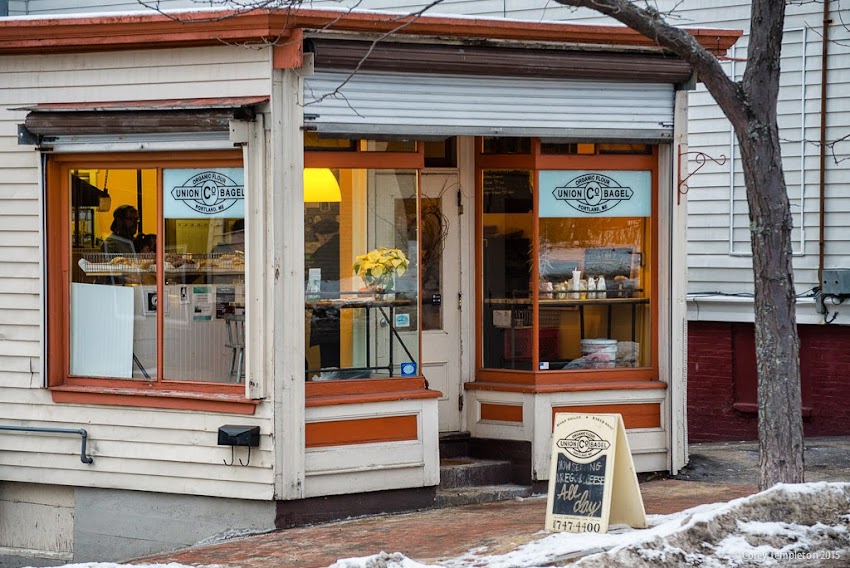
[
  {"x1": 0, "y1": 43, "x2": 276, "y2": 499},
  {"x1": 0, "y1": 463, "x2": 273, "y2": 500},
  {"x1": 8, "y1": 0, "x2": 196, "y2": 15},
  {"x1": 684, "y1": 2, "x2": 850, "y2": 306}
]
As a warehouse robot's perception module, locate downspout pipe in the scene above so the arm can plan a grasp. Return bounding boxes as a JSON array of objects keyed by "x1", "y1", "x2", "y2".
[{"x1": 818, "y1": 1, "x2": 831, "y2": 288}]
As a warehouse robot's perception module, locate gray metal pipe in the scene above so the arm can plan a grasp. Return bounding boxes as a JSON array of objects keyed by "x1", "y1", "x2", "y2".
[{"x1": 0, "y1": 425, "x2": 94, "y2": 464}]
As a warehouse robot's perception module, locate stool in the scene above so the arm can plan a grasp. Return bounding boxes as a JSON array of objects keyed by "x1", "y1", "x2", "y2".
[{"x1": 224, "y1": 313, "x2": 245, "y2": 382}]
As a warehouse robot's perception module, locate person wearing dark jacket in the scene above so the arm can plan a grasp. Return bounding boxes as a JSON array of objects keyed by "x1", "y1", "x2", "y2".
[
  {"x1": 309, "y1": 220, "x2": 341, "y2": 369},
  {"x1": 102, "y1": 204, "x2": 139, "y2": 255}
]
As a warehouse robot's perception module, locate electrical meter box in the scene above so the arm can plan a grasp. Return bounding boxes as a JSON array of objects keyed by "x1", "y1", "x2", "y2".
[{"x1": 821, "y1": 270, "x2": 850, "y2": 295}]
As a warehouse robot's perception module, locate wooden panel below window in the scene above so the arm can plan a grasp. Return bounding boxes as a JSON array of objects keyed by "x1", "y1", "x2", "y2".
[
  {"x1": 306, "y1": 415, "x2": 418, "y2": 448},
  {"x1": 551, "y1": 403, "x2": 660, "y2": 429},
  {"x1": 480, "y1": 403, "x2": 523, "y2": 423}
]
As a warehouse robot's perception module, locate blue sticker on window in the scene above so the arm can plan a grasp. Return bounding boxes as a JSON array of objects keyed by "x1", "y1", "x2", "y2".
[{"x1": 400, "y1": 362, "x2": 417, "y2": 376}]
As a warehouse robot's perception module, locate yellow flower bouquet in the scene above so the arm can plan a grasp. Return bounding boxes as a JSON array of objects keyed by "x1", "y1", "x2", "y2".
[{"x1": 353, "y1": 247, "x2": 409, "y2": 293}]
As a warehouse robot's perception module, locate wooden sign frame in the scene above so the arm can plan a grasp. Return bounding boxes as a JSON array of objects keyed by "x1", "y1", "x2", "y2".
[{"x1": 545, "y1": 413, "x2": 646, "y2": 533}]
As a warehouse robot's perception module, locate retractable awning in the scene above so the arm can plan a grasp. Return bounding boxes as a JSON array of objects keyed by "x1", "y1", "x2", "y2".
[{"x1": 15, "y1": 96, "x2": 269, "y2": 137}]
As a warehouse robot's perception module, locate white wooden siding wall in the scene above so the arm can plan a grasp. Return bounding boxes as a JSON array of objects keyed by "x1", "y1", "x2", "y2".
[
  {"x1": 0, "y1": 45, "x2": 276, "y2": 500},
  {"x1": 682, "y1": 3, "x2": 850, "y2": 306},
  {"x1": 6, "y1": 0, "x2": 196, "y2": 14}
]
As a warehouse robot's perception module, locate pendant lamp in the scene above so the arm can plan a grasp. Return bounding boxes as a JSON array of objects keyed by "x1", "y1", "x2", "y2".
[{"x1": 303, "y1": 168, "x2": 341, "y2": 203}]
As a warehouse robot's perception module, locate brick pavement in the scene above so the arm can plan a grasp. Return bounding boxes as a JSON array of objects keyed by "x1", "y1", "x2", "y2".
[{"x1": 135, "y1": 479, "x2": 758, "y2": 568}]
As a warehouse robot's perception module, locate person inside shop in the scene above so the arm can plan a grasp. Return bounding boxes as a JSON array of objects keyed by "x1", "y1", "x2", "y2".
[
  {"x1": 103, "y1": 204, "x2": 139, "y2": 255},
  {"x1": 134, "y1": 233, "x2": 157, "y2": 254},
  {"x1": 308, "y1": 219, "x2": 341, "y2": 370},
  {"x1": 212, "y1": 219, "x2": 245, "y2": 254}
]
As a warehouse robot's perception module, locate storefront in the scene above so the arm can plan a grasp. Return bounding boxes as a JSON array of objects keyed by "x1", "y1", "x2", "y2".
[{"x1": 0, "y1": 7, "x2": 739, "y2": 561}]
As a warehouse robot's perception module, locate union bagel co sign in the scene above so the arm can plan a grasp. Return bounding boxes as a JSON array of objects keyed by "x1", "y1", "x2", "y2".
[
  {"x1": 164, "y1": 168, "x2": 245, "y2": 219},
  {"x1": 539, "y1": 170, "x2": 651, "y2": 218}
]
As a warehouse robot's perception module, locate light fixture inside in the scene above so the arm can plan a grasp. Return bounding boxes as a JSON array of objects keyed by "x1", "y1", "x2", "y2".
[
  {"x1": 303, "y1": 168, "x2": 341, "y2": 203},
  {"x1": 97, "y1": 188, "x2": 111, "y2": 212}
]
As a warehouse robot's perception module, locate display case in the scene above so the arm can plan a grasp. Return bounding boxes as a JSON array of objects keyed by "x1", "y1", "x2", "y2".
[{"x1": 75, "y1": 252, "x2": 245, "y2": 284}]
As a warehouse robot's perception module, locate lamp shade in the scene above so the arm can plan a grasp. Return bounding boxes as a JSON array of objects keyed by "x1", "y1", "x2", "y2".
[{"x1": 304, "y1": 168, "x2": 342, "y2": 203}]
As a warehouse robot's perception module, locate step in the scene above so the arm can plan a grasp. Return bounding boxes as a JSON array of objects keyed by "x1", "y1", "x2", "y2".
[
  {"x1": 439, "y1": 432, "x2": 471, "y2": 459},
  {"x1": 440, "y1": 457, "x2": 513, "y2": 489},
  {"x1": 435, "y1": 483, "x2": 534, "y2": 508}
]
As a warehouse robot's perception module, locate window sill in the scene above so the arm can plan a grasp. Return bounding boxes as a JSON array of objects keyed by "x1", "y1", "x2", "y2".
[
  {"x1": 306, "y1": 376, "x2": 441, "y2": 407},
  {"x1": 466, "y1": 380, "x2": 668, "y2": 394},
  {"x1": 50, "y1": 385, "x2": 260, "y2": 414}
]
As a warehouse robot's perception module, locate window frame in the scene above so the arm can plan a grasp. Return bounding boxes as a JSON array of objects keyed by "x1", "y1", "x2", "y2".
[
  {"x1": 45, "y1": 151, "x2": 256, "y2": 413},
  {"x1": 474, "y1": 138, "x2": 660, "y2": 386},
  {"x1": 302, "y1": 141, "x2": 429, "y2": 398}
]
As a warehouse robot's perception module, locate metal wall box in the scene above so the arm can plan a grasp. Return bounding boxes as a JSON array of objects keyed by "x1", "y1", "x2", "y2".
[
  {"x1": 822, "y1": 270, "x2": 850, "y2": 296},
  {"x1": 217, "y1": 425, "x2": 260, "y2": 447}
]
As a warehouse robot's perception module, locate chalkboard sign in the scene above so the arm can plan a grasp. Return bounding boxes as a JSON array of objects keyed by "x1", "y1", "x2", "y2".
[
  {"x1": 483, "y1": 170, "x2": 533, "y2": 214},
  {"x1": 584, "y1": 247, "x2": 634, "y2": 280},
  {"x1": 545, "y1": 413, "x2": 646, "y2": 534},
  {"x1": 551, "y1": 453, "x2": 606, "y2": 519}
]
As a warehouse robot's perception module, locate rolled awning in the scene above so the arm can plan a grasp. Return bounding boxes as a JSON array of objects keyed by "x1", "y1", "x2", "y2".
[{"x1": 15, "y1": 96, "x2": 269, "y2": 137}]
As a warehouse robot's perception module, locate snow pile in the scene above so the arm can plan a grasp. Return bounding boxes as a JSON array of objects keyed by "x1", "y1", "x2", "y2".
[
  {"x1": 577, "y1": 482, "x2": 850, "y2": 567},
  {"x1": 328, "y1": 552, "x2": 434, "y2": 568}
]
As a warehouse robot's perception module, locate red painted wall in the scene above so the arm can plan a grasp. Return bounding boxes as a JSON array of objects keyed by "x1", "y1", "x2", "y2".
[{"x1": 688, "y1": 321, "x2": 850, "y2": 442}]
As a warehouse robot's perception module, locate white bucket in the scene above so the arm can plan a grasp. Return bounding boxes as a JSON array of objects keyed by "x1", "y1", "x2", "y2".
[{"x1": 580, "y1": 338, "x2": 617, "y2": 368}]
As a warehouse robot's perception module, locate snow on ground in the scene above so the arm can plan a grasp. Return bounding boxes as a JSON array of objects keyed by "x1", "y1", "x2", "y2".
[{"x1": 27, "y1": 482, "x2": 850, "y2": 568}]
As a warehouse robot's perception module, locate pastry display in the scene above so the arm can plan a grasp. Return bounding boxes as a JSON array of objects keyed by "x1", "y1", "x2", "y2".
[{"x1": 80, "y1": 252, "x2": 245, "y2": 274}]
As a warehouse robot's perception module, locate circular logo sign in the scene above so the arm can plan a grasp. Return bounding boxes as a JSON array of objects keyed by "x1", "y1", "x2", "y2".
[
  {"x1": 556, "y1": 429, "x2": 611, "y2": 459},
  {"x1": 170, "y1": 171, "x2": 244, "y2": 215},
  {"x1": 552, "y1": 173, "x2": 634, "y2": 215}
]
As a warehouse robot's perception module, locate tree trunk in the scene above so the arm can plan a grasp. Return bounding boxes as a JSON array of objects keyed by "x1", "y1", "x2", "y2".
[
  {"x1": 735, "y1": 120, "x2": 805, "y2": 489},
  {"x1": 735, "y1": 0, "x2": 804, "y2": 490}
]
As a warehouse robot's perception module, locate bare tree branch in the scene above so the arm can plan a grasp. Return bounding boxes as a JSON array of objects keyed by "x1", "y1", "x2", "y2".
[{"x1": 552, "y1": 0, "x2": 747, "y2": 127}]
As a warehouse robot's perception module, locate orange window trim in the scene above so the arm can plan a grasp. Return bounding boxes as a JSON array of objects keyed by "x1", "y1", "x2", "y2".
[
  {"x1": 551, "y1": 403, "x2": 661, "y2": 430},
  {"x1": 50, "y1": 385, "x2": 259, "y2": 415},
  {"x1": 306, "y1": 415, "x2": 418, "y2": 448},
  {"x1": 305, "y1": 377, "x2": 440, "y2": 407},
  {"x1": 465, "y1": 380, "x2": 667, "y2": 395},
  {"x1": 480, "y1": 403, "x2": 523, "y2": 423}
]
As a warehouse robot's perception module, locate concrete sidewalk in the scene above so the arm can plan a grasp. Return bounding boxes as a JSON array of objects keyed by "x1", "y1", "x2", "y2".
[{"x1": 134, "y1": 437, "x2": 850, "y2": 568}]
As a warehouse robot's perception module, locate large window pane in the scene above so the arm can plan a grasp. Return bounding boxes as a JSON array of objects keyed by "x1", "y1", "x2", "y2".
[
  {"x1": 70, "y1": 168, "x2": 157, "y2": 379},
  {"x1": 162, "y1": 168, "x2": 246, "y2": 383},
  {"x1": 70, "y1": 166, "x2": 247, "y2": 383},
  {"x1": 537, "y1": 170, "x2": 652, "y2": 371},
  {"x1": 304, "y1": 169, "x2": 419, "y2": 380},
  {"x1": 481, "y1": 170, "x2": 533, "y2": 370}
]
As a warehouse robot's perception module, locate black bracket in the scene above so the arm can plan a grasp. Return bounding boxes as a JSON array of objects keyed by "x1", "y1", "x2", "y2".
[{"x1": 678, "y1": 146, "x2": 727, "y2": 205}]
